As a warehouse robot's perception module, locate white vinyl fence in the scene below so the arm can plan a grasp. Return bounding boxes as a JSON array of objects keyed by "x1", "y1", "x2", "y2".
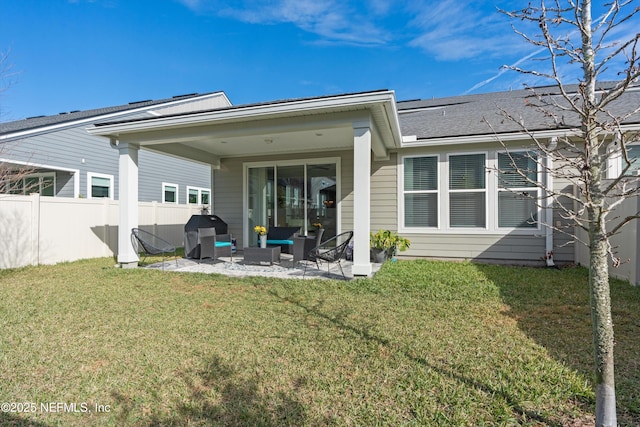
[
  {"x1": 0, "y1": 194, "x2": 201, "y2": 269},
  {"x1": 574, "y1": 185, "x2": 640, "y2": 286}
]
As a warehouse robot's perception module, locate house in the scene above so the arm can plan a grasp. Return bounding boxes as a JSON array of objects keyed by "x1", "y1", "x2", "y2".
[
  {"x1": 0, "y1": 92, "x2": 232, "y2": 204},
  {"x1": 86, "y1": 83, "x2": 640, "y2": 277},
  {"x1": 8, "y1": 82, "x2": 637, "y2": 280}
]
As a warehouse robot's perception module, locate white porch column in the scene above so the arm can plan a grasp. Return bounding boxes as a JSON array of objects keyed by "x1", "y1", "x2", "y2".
[
  {"x1": 117, "y1": 142, "x2": 139, "y2": 268},
  {"x1": 352, "y1": 125, "x2": 372, "y2": 276}
]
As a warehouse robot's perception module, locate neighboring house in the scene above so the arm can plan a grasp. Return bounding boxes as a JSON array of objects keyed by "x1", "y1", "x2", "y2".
[{"x1": 0, "y1": 92, "x2": 232, "y2": 204}]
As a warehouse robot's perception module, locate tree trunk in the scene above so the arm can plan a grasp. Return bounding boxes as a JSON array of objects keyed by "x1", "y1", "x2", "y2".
[{"x1": 588, "y1": 215, "x2": 617, "y2": 427}]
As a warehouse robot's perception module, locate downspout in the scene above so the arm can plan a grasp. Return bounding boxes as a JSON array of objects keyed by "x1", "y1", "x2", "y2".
[{"x1": 545, "y1": 138, "x2": 557, "y2": 267}]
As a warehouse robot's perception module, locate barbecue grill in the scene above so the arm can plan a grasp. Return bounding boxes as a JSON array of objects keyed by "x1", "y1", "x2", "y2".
[{"x1": 184, "y1": 214, "x2": 228, "y2": 259}]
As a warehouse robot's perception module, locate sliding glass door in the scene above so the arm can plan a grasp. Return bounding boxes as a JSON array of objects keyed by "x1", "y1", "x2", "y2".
[{"x1": 247, "y1": 161, "x2": 337, "y2": 245}]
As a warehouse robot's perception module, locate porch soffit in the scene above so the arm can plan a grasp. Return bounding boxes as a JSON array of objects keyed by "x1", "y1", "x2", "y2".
[{"x1": 89, "y1": 92, "x2": 401, "y2": 163}]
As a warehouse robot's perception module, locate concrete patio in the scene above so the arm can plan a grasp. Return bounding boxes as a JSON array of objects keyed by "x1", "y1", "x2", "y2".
[{"x1": 144, "y1": 253, "x2": 382, "y2": 280}]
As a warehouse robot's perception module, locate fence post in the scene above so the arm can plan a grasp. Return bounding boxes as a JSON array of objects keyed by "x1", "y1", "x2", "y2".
[
  {"x1": 30, "y1": 193, "x2": 41, "y2": 265},
  {"x1": 151, "y1": 201, "x2": 158, "y2": 236}
]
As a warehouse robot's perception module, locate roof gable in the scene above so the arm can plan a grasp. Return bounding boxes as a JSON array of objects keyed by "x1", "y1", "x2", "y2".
[{"x1": 0, "y1": 92, "x2": 229, "y2": 139}]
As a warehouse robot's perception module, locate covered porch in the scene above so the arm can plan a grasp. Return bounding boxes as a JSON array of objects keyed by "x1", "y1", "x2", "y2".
[{"x1": 89, "y1": 90, "x2": 402, "y2": 276}]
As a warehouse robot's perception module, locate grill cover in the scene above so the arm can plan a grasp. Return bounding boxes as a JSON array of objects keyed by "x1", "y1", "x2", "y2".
[{"x1": 184, "y1": 215, "x2": 228, "y2": 258}]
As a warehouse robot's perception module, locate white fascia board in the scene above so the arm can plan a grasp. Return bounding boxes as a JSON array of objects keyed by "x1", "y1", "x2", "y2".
[
  {"x1": 401, "y1": 123, "x2": 640, "y2": 148},
  {"x1": 401, "y1": 128, "x2": 582, "y2": 147},
  {"x1": 1, "y1": 92, "x2": 228, "y2": 141},
  {"x1": 88, "y1": 91, "x2": 398, "y2": 137}
]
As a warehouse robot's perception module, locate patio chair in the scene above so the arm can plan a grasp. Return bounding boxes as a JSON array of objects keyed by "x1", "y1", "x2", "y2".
[
  {"x1": 131, "y1": 228, "x2": 178, "y2": 271},
  {"x1": 197, "y1": 228, "x2": 233, "y2": 263},
  {"x1": 266, "y1": 226, "x2": 300, "y2": 254},
  {"x1": 303, "y1": 231, "x2": 353, "y2": 280}
]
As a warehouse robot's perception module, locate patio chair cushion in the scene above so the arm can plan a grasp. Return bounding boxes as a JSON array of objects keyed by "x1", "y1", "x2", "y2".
[
  {"x1": 266, "y1": 239, "x2": 294, "y2": 245},
  {"x1": 266, "y1": 227, "x2": 300, "y2": 254},
  {"x1": 215, "y1": 241, "x2": 232, "y2": 248}
]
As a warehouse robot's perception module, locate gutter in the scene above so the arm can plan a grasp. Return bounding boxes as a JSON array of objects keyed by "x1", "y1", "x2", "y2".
[{"x1": 544, "y1": 138, "x2": 557, "y2": 267}]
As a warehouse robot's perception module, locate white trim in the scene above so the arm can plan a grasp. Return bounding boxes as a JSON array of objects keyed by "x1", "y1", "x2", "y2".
[
  {"x1": 0, "y1": 158, "x2": 80, "y2": 198},
  {"x1": 495, "y1": 150, "x2": 542, "y2": 231},
  {"x1": 186, "y1": 186, "x2": 211, "y2": 205},
  {"x1": 88, "y1": 91, "x2": 403, "y2": 152},
  {"x1": 398, "y1": 154, "x2": 440, "y2": 231},
  {"x1": 446, "y1": 151, "x2": 489, "y2": 231},
  {"x1": 87, "y1": 172, "x2": 114, "y2": 200},
  {"x1": 242, "y1": 157, "x2": 341, "y2": 249},
  {"x1": 609, "y1": 141, "x2": 640, "y2": 178},
  {"x1": 0, "y1": 92, "x2": 229, "y2": 142},
  {"x1": 401, "y1": 129, "x2": 580, "y2": 148},
  {"x1": 162, "y1": 182, "x2": 179, "y2": 204},
  {"x1": 399, "y1": 149, "x2": 543, "y2": 235}
]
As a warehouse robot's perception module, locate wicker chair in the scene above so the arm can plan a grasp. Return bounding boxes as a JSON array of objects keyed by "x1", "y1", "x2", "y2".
[
  {"x1": 303, "y1": 231, "x2": 353, "y2": 279},
  {"x1": 197, "y1": 228, "x2": 233, "y2": 263},
  {"x1": 131, "y1": 228, "x2": 177, "y2": 271}
]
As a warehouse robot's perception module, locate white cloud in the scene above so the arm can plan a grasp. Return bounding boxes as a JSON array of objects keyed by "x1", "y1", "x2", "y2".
[
  {"x1": 406, "y1": 0, "x2": 527, "y2": 61},
  {"x1": 177, "y1": 0, "x2": 392, "y2": 45}
]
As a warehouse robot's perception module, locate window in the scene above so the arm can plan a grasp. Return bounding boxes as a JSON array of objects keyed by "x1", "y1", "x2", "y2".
[
  {"x1": 403, "y1": 156, "x2": 438, "y2": 227},
  {"x1": 498, "y1": 152, "x2": 539, "y2": 228},
  {"x1": 87, "y1": 173, "x2": 113, "y2": 199},
  {"x1": 449, "y1": 153, "x2": 486, "y2": 228},
  {"x1": 9, "y1": 173, "x2": 55, "y2": 196},
  {"x1": 607, "y1": 143, "x2": 640, "y2": 178},
  {"x1": 626, "y1": 145, "x2": 640, "y2": 174},
  {"x1": 401, "y1": 151, "x2": 542, "y2": 233},
  {"x1": 162, "y1": 183, "x2": 178, "y2": 204},
  {"x1": 187, "y1": 186, "x2": 211, "y2": 205}
]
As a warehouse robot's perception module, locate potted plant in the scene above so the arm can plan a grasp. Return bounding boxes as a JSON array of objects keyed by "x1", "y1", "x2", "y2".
[{"x1": 370, "y1": 229, "x2": 410, "y2": 263}]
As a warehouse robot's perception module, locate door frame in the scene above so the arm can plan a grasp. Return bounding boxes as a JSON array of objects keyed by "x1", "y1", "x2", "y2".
[{"x1": 242, "y1": 156, "x2": 341, "y2": 248}]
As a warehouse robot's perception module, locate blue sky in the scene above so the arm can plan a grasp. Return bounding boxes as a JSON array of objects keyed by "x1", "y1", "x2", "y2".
[{"x1": 1, "y1": 0, "x2": 638, "y2": 121}]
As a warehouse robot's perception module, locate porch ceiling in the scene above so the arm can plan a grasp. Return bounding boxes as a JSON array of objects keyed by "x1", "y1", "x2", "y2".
[{"x1": 89, "y1": 91, "x2": 401, "y2": 164}]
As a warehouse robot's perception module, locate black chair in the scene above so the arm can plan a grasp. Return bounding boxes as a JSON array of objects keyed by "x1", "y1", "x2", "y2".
[
  {"x1": 266, "y1": 226, "x2": 300, "y2": 254},
  {"x1": 197, "y1": 228, "x2": 233, "y2": 263},
  {"x1": 131, "y1": 228, "x2": 178, "y2": 271},
  {"x1": 304, "y1": 231, "x2": 353, "y2": 280}
]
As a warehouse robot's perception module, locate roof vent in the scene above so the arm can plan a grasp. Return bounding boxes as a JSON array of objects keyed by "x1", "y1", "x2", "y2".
[
  {"x1": 128, "y1": 100, "x2": 152, "y2": 105},
  {"x1": 173, "y1": 93, "x2": 198, "y2": 98}
]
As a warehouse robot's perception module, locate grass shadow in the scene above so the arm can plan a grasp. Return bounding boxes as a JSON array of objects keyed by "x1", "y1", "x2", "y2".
[
  {"x1": 474, "y1": 263, "x2": 640, "y2": 425},
  {"x1": 267, "y1": 288, "x2": 564, "y2": 426},
  {"x1": 0, "y1": 413, "x2": 50, "y2": 427},
  {"x1": 111, "y1": 354, "x2": 307, "y2": 426}
]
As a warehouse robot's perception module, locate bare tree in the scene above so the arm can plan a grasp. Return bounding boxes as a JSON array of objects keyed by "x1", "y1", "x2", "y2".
[
  {"x1": 494, "y1": 1, "x2": 640, "y2": 426},
  {"x1": 0, "y1": 49, "x2": 40, "y2": 196}
]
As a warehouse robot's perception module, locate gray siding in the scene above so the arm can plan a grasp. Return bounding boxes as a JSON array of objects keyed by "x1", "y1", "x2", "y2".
[
  {"x1": 2, "y1": 110, "x2": 211, "y2": 202},
  {"x1": 213, "y1": 143, "x2": 575, "y2": 264},
  {"x1": 377, "y1": 143, "x2": 576, "y2": 265},
  {"x1": 138, "y1": 151, "x2": 210, "y2": 204},
  {"x1": 371, "y1": 153, "x2": 398, "y2": 231}
]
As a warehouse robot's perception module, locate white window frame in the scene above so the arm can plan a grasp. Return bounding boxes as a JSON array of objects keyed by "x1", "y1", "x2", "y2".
[
  {"x1": 496, "y1": 150, "x2": 542, "y2": 230},
  {"x1": 162, "y1": 182, "x2": 179, "y2": 204},
  {"x1": 399, "y1": 149, "x2": 542, "y2": 235},
  {"x1": 186, "y1": 186, "x2": 211, "y2": 205},
  {"x1": 87, "y1": 172, "x2": 114, "y2": 200},
  {"x1": 400, "y1": 154, "x2": 440, "y2": 230},
  {"x1": 446, "y1": 151, "x2": 489, "y2": 231}
]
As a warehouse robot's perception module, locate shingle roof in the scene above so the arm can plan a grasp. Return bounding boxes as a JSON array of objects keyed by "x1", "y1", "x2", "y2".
[
  {"x1": 92, "y1": 89, "x2": 390, "y2": 128},
  {"x1": 397, "y1": 81, "x2": 640, "y2": 140},
  {"x1": 0, "y1": 92, "x2": 218, "y2": 136}
]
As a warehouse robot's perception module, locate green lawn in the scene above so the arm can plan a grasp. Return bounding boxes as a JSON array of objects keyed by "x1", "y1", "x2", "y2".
[{"x1": 0, "y1": 258, "x2": 638, "y2": 426}]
